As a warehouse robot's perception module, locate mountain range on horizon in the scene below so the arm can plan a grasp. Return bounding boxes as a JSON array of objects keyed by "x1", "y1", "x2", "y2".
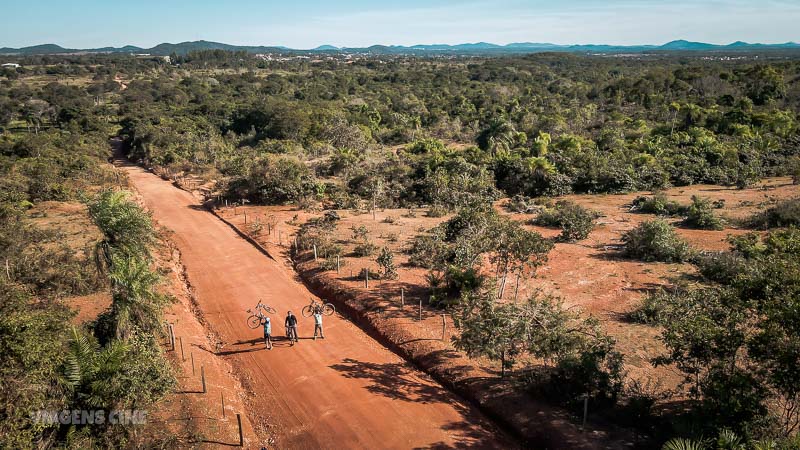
[{"x1": 2, "y1": 39, "x2": 800, "y2": 56}]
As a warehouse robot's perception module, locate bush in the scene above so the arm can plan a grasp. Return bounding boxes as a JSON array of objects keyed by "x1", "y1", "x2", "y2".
[
  {"x1": 622, "y1": 219, "x2": 691, "y2": 262},
  {"x1": 407, "y1": 229, "x2": 449, "y2": 269},
  {"x1": 747, "y1": 197, "x2": 800, "y2": 229},
  {"x1": 630, "y1": 193, "x2": 686, "y2": 216},
  {"x1": 505, "y1": 194, "x2": 541, "y2": 214},
  {"x1": 695, "y1": 251, "x2": 749, "y2": 284},
  {"x1": 628, "y1": 288, "x2": 682, "y2": 325},
  {"x1": 534, "y1": 200, "x2": 597, "y2": 242},
  {"x1": 376, "y1": 247, "x2": 398, "y2": 280},
  {"x1": 549, "y1": 340, "x2": 625, "y2": 406},
  {"x1": 683, "y1": 195, "x2": 724, "y2": 230}
]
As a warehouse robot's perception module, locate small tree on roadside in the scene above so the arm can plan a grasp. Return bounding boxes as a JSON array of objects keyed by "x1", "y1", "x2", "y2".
[
  {"x1": 452, "y1": 286, "x2": 528, "y2": 378},
  {"x1": 376, "y1": 246, "x2": 398, "y2": 280}
]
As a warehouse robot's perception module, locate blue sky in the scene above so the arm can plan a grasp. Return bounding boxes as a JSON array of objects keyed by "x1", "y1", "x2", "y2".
[{"x1": 2, "y1": 0, "x2": 799, "y2": 49}]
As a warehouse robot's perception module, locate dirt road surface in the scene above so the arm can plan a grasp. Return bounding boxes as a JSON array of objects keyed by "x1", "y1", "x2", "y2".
[{"x1": 118, "y1": 157, "x2": 510, "y2": 449}]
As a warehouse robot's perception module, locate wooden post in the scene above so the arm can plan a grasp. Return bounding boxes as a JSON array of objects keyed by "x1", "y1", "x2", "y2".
[
  {"x1": 201, "y1": 366, "x2": 206, "y2": 394},
  {"x1": 582, "y1": 394, "x2": 588, "y2": 430},
  {"x1": 244, "y1": 211, "x2": 247, "y2": 224},
  {"x1": 401, "y1": 288, "x2": 404, "y2": 308},
  {"x1": 418, "y1": 299, "x2": 422, "y2": 321},
  {"x1": 294, "y1": 237, "x2": 298, "y2": 251},
  {"x1": 313, "y1": 245, "x2": 317, "y2": 261},
  {"x1": 221, "y1": 393, "x2": 226, "y2": 418},
  {"x1": 191, "y1": 352, "x2": 195, "y2": 375},
  {"x1": 168, "y1": 323, "x2": 175, "y2": 351},
  {"x1": 237, "y1": 413, "x2": 243, "y2": 447},
  {"x1": 336, "y1": 255, "x2": 340, "y2": 273},
  {"x1": 441, "y1": 314, "x2": 447, "y2": 341},
  {"x1": 179, "y1": 336, "x2": 185, "y2": 361}
]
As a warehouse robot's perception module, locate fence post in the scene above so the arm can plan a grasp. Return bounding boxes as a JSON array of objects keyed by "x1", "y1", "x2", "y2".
[
  {"x1": 401, "y1": 288, "x2": 404, "y2": 308},
  {"x1": 179, "y1": 336, "x2": 185, "y2": 361},
  {"x1": 336, "y1": 255, "x2": 340, "y2": 273},
  {"x1": 582, "y1": 394, "x2": 588, "y2": 430},
  {"x1": 313, "y1": 245, "x2": 317, "y2": 261},
  {"x1": 221, "y1": 393, "x2": 226, "y2": 418},
  {"x1": 237, "y1": 413, "x2": 243, "y2": 447},
  {"x1": 418, "y1": 299, "x2": 422, "y2": 321},
  {"x1": 191, "y1": 352, "x2": 195, "y2": 376},
  {"x1": 168, "y1": 323, "x2": 175, "y2": 351},
  {"x1": 441, "y1": 314, "x2": 447, "y2": 341},
  {"x1": 244, "y1": 211, "x2": 247, "y2": 224},
  {"x1": 201, "y1": 366, "x2": 206, "y2": 394}
]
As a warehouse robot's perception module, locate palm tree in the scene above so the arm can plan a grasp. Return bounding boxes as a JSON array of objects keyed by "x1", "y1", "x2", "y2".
[
  {"x1": 477, "y1": 119, "x2": 518, "y2": 157},
  {"x1": 532, "y1": 132, "x2": 551, "y2": 157},
  {"x1": 62, "y1": 327, "x2": 129, "y2": 411},
  {"x1": 661, "y1": 438, "x2": 706, "y2": 450},
  {"x1": 107, "y1": 255, "x2": 166, "y2": 339},
  {"x1": 525, "y1": 157, "x2": 556, "y2": 181}
]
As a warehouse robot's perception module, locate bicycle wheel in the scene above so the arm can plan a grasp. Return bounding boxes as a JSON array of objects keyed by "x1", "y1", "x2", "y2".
[
  {"x1": 322, "y1": 303, "x2": 335, "y2": 316},
  {"x1": 247, "y1": 315, "x2": 261, "y2": 329},
  {"x1": 301, "y1": 305, "x2": 313, "y2": 318},
  {"x1": 264, "y1": 306, "x2": 277, "y2": 315}
]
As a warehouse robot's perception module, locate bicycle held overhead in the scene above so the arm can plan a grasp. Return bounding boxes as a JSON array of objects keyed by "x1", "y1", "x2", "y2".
[
  {"x1": 302, "y1": 298, "x2": 335, "y2": 318},
  {"x1": 246, "y1": 299, "x2": 277, "y2": 329}
]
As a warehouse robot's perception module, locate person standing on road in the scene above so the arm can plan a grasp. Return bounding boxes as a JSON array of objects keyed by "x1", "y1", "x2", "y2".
[
  {"x1": 285, "y1": 311, "x2": 299, "y2": 345},
  {"x1": 313, "y1": 311, "x2": 324, "y2": 340},
  {"x1": 261, "y1": 316, "x2": 273, "y2": 350}
]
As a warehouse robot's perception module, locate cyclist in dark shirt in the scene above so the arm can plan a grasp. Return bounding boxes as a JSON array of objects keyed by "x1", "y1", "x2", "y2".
[{"x1": 285, "y1": 311, "x2": 299, "y2": 345}]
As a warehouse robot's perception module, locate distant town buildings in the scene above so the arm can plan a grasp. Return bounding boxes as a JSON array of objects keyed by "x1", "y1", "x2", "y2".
[{"x1": 1, "y1": 63, "x2": 20, "y2": 69}]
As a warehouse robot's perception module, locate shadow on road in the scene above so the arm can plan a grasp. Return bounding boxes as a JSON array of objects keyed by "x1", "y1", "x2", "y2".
[{"x1": 329, "y1": 357, "x2": 457, "y2": 405}]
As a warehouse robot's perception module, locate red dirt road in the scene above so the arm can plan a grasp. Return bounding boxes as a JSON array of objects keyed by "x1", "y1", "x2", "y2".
[{"x1": 120, "y1": 161, "x2": 510, "y2": 449}]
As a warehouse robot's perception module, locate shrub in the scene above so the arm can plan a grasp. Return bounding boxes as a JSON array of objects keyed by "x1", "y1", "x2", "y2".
[
  {"x1": 622, "y1": 219, "x2": 691, "y2": 262},
  {"x1": 350, "y1": 224, "x2": 377, "y2": 256},
  {"x1": 747, "y1": 197, "x2": 800, "y2": 229},
  {"x1": 534, "y1": 200, "x2": 598, "y2": 242},
  {"x1": 628, "y1": 288, "x2": 683, "y2": 325},
  {"x1": 297, "y1": 217, "x2": 341, "y2": 258},
  {"x1": 426, "y1": 204, "x2": 448, "y2": 218},
  {"x1": 376, "y1": 247, "x2": 398, "y2": 280},
  {"x1": 407, "y1": 229, "x2": 449, "y2": 269},
  {"x1": 505, "y1": 194, "x2": 541, "y2": 214},
  {"x1": 319, "y1": 255, "x2": 345, "y2": 271},
  {"x1": 630, "y1": 193, "x2": 686, "y2": 216},
  {"x1": 695, "y1": 251, "x2": 749, "y2": 284},
  {"x1": 683, "y1": 195, "x2": 724, "y2": 230}
]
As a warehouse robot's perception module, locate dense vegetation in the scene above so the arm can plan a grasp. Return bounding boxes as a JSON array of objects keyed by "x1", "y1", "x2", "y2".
[
  {"x1": 0, "y1": 69, "x2": 173, "y2": 448},
  {"x1": 2, "y1": 49, "x2": 800, "y2": 447}
]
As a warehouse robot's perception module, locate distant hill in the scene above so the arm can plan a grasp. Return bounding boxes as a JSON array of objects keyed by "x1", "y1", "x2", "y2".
[
  {"x1": 313, "y1": 45, "x2": 339, "y2": 51},
  {"x1": 2, "y1": 39, "x2": 800, "y2": 56}
]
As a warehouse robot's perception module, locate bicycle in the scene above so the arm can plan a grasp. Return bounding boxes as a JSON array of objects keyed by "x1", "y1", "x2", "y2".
[
  {"x1": 246, "y1": 300, "x2": 277, "y2": 329},
  {"x1": 301, "y1": 298, "x2": 335, "y2": 318}
]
